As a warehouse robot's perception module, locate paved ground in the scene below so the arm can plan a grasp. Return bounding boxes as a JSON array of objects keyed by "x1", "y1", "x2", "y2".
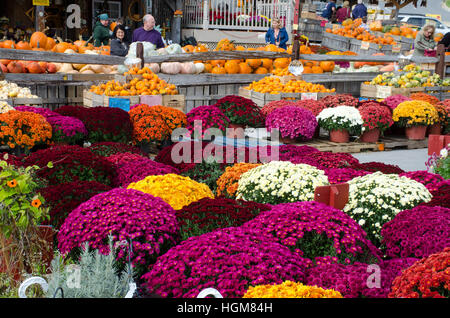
[{"x1": 352, "y1": 148, "x2": 429, "y2": 172}]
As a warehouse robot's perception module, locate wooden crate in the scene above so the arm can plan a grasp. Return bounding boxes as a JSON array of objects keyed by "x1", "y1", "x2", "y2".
[
  {"x1": 0, "y1": 98, "x2": 43, "y2": 106},
  {"x1": 349, "y1": 38, "x2": 396, "y2": 56},
  {"x1": 300, "y1": 12, "x2": 319, "y2": 20},
  {"x1": 162, "y1": 94, "x2": 186, "y2": 113},
  {"x1": 239, "y1": 88, "x2": 335, "y2": 107},
  {"x1": 424, "y1": 86, "x2": 450, "y2": 101},
  {"x1": 272, "y1": 75, "x2": 303, "y2": 84},
  {"x1": 83, "y1": 90, "x2": 140, "y2": 107},
  {"x1": 360, "y1": 83, "x2": 425, "y2": 99},
  {"x1": 321, "y1": 32, "x2": 351, "y2": 51}
]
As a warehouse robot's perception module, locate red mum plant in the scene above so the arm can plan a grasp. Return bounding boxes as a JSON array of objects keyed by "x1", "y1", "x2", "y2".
[
  {"x1": 261, "y1": 100, "x2": 297, "y2": 117},
  {"x1": 290, "y1": 151, "x2": 360, "y2": 169},
  {"x1": 40, "y1": 181, "x2": 112, "y2": 229},
  {"x1": 22, "y1": 145, "x2": 115, "y2": 186},
  {"x1": 294, "y1": 99, "x2": 327, "y2": 116},
  {"x1": 104, "y1": 152, "x2": 147, "y2": 167},
  {"x1": 419, "y1": 180, "x2": 450, "y2": 208},
  {"x1": 55, "y1": 105, "x2": 133, "y2": 143},
  {"x1": 358, "y1": 104, "x2": 393, "y2": 134},
  {"x1": 350, "y1": 162, "x2": 404, "y2": 174},
  {"x1": 389, "y1": 247, "x2": 450, "y2": 298},
  {"x1": 176, "y1": 197, "x2": 271, "y2": 240},
  {"x1": 215, "y1": 95, "x2": 264, "y2": 127},
  {"x1": 320, "y1": 94, "x2": 359, "y2": 108}
]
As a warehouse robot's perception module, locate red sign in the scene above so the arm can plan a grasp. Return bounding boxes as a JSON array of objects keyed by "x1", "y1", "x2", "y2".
[
  {"x1": 314, "y1": 183, "x2": 349, "y2": 210},
  {"x1": 428, "y1": 134, "x2": 450, "y2": 156}
]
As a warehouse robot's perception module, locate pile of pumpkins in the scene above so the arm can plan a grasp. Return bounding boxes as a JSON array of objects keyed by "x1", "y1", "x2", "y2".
[
  {"x1": 0, "y1": 31, "x2": 113, "y2": 74},
  {"x1": 326, "y1": 18, "x2": 398, "y2": 46}
]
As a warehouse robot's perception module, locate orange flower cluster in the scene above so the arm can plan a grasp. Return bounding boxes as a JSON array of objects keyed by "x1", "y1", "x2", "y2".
[
  {"x1": 246, "y1": 76, "x2": 335, "y2": 94},
  {"x1": 326, "y1": 18, "x2": 397, "y2": 45},
  {"x1": 129, "y1": 104, "x2": 186, "y2": 144},
  {"x1": 90, "y1": 67, "x2": 178, "y2": 96},
  {"x1": 216, "y1": 163, "x2": 261, "y2": 198},
  {"x1": 410, "y1": 92, "x2": 440, "y2": 106},
  {"x1": 0, "y1": 110, "x2": 52, "y2": 150}
]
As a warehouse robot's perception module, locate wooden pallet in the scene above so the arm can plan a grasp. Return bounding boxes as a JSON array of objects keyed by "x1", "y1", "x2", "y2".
[{"x1": 381, "y1": 136, "x2": 428, "y2": 150}]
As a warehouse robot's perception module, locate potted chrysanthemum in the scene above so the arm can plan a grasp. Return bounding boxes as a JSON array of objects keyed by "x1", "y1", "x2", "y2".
[
  {"x1": 317, "y1": 106, "x2": 364, "y2": 143},
  {"x1": 358, "y1": 104, "x2": 393, "y2": 143}
]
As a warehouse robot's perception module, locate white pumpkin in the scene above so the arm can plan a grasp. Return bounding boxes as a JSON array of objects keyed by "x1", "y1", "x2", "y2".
[
  {"x1": 160, "y1": 62, "x2": 181, "y2": 74},
  {"x1": 165, "y1": 43, "x2": 183, "y2": 55},
  {"x1": 194, "y1": 62, "x2": 205, "y2": 74},
  {"x1": 180, "y1": 62, "x2": 196, "y2": 74}
]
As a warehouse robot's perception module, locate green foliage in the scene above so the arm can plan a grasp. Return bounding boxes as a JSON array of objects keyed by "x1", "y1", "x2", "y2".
[
  {"x1": 181, "y1": 161, "x2": 225, "y2": 194},
  {"x1": 46, "y1": 240, "x2": 131, "y2": 298},
  {"x1": 435, "y1": 154, "x2": 449, "y2": 179}
]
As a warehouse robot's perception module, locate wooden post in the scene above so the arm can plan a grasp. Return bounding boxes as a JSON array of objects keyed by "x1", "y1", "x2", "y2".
[
  {"x1": 136, "y1": 42, "x2": 144, "y2": 69},
  {"x1": 35, "y1": 6, "x2": 45, "y2": 32},
  {"x1": 435, "y1": 44, "x2": 445, "y2": 79},
  {"x1": 171, "y1": 0, "x2": 183, "y2": 43}
]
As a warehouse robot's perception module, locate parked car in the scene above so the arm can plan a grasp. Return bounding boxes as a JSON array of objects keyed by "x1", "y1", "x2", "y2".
[{"x1": 398, "y1": 14, "x2": 450, "y2": 35}]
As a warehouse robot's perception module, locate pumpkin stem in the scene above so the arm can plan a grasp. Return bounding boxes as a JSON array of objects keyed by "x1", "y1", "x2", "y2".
[{"x1": 57, "y1": 36, "x2": 64, "y2": 43}]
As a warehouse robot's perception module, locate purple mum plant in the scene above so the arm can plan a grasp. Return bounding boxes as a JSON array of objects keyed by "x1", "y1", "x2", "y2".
[
  {"x1": 381, "y1": 205, "x2": 450, "y2": 259},
  {"x1": 305, "y1": 258, "x2": 419, "y2": 298},
  {"x1": 242, "y1": 201, "x2": 382, "y2": 265},
  {"x1": 140, "y1": 227, "x2": 310, "y2": 298},
  {"x1": 266, "y1": 106, "x2": 317, "y2": 140},
  {"x1": 15, "y1": 105, "x2": 60, "y2": 118},
  {"x1": 186, "y1": 105, "x2": 230, "y2": 138},
  {"x1": 324, "y1": 168, "x2": 371, "y2": 184},
  {"x1": 57, "y1": 188, "x2": 180, "y2": 276}
]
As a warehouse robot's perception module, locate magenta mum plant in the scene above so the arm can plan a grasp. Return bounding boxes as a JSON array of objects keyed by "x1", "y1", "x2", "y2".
[
  {"x1": 140, "y1": 227, "x2": 310, "y2": 298},
  {"x1": 324, "y1": 168, "x2": 371, "y2": 184},
  {"x1": 14, "y1": 105, "x2": 60, "y2": 118},
  {"x1": 381, "y1": 205, "x2": 450, "y2": 259},
  {"x1": 265, "y1": 106, "x2": 317, "y2": 141},
  {"x1": 186, "y1": 105, "x2": 230, "y2": 138},
  {"x1": 46, "y1": 115, "x2": 88, "y2": 145},
  {"x1": 214, "y1": 95, "x2": 264, "y2": 127},
  {"x1": 383, "y1": 94, "x2": 412, "y2": 111},
  {"x1": 57, "y1": 188, "x2": 180, "y2": 276},
  {"x1": 242, "y1": 201, "x2": 382, "y2": 265},
  {"x1": 399, "y1": 170, "x2": 444, "y2": 191},
  {"x1": 305, "y1": 258, "x2": 419, "y2": 298}
]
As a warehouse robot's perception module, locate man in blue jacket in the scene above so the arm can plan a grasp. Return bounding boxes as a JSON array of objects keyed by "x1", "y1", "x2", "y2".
[
  {"x1": 321, "y1": 0, "x2": 337, "y2": 21},
  {"x1": 352, "y1": 0, "x2": 368, "y2": 20}
]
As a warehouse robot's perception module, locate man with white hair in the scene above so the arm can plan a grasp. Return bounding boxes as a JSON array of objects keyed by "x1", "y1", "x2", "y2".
[
  {"x1": 132, "y1": 14, "x2": 165, "y2": 48},
  {"x1": 352, "y1": 0, "x2": 368, "y2": 20}
]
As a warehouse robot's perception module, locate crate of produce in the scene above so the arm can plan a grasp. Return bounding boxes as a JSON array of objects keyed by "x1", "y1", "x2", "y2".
[
  {"x1": 424, "y1": 86, "x2": 450, "y2": 101},
  {"x1": 360, "y1": 83, "x2": 425, "y2": 99},
  {"x1": 239, "y1": 88, "x2": 335, "y2": 107},
  {"x1": 299, "y1": 18, "x2": 324, "y2": 42},
  {"x1": 272, "y1": 75, "x2": 303, "y2": 84},
  {"x1": 349, "y1": 38, "x2": 396, "y2": 55},
  {"x1": 321, "y1": 32, "x2": 351, "y2": 51}
]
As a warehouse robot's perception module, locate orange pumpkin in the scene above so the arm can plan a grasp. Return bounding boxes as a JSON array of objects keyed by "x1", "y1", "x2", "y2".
[
  {"x1": 239, "y1": 62, "x2": 252, "y2": 74},
  {"x1": 265, "y1": 44, "x2": 279, "y2": 52},
  {"x1": 390, "y1": 27, "x2": 401, "y2": 36},
  {"x1": 183, "y1": 45, "x2": 195, "y2": 53},
  {"x1": 27, "y1": 62, "x2": 44, "y2": 74},
  {"x1": 30, "y1": 32, "x2": 48, "y2": 49},
  {"x1": 246, "y1": 58, "x2": 262, "y2": 69},
  {"x1": 110, "y1": 22, "x2": 117, "y2": 32},
  {"x1": 15, "y1": 41, "x2": 31, "y2": 50},
  {"x1": 319, "y1": 61, "x2": 335, "y2": 72},
  {"x1": 273, "y1": 58, "x2": 290, "y2": 69},
  {"x1": 45, "y1": 37, "x2": 56, "y2": 51},
  {"x1": 2, "y1": 40, "x2": 15, "y2": 49},
  {"x1": 311, "y1": 66, "x2": 324, "y2": 74},
  {"x1": 54, "y1": 42, "x2": 70, "y2": 53},
  {"x1": 7, "y1": 61, "x2": 24, "y2": 73},
  {"x1": 224, "y1": 60, "x2": 240, "y2": 74},
  {"x1": 261, "y1": 58, "x2": 273, "y2": 70},
  {"x1": 204, "y1": 63, "x2": 213, "y2": 73},
  {"x1": 302, "y1": 66, "x2": 313, "y2": 74},
  {"x1": 210, "y1": 60, "x2": 225, "y2": 67},
  {"x1": 211, "y1": 66, "x2": 227, "y2": 74},
  {"x1": 254, "y1": 67, "x2": 268, "y2": 74}
]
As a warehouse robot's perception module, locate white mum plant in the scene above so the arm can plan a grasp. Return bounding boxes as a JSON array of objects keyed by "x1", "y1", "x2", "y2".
[
  {"x1": 236, "y1": 161, "x2": 329, "y2": 204},
  {"x1": 317, "y1": 105, "x2": 364, "y2": 135}
]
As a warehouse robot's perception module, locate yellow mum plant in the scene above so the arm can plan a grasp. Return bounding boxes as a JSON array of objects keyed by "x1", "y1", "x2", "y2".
[
  {"x1": 392, "y1": 100, "x2": 438, "y2": 127},
  {"x1": 243, "y1": 281, "x2": 343, "y2": 298},
  {"x1": 127, "y1": 174, "x2": 214, "y2": 210}
]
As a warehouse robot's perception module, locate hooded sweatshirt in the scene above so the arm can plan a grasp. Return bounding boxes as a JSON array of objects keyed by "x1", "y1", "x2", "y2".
[{"x1": 93, "y1": 21, "x2": 110, "y2": 47}]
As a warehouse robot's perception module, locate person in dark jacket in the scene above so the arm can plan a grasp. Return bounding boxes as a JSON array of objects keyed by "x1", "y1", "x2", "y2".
[
  {"x1": 438, "y1": 32, "x2": 450, "y2": 51},
  {"x1": 352, "y1": 0, "x2": 367, "y2": 20},
  {"x1": 93, "y1": 13, "x2": 111, "y2": 47},
  {"x1": 265, "y1": 17, "x2": 289, "y2": 50},
  {"x1": 110, "y1": 25, "x2": 129, "y2": 56}
]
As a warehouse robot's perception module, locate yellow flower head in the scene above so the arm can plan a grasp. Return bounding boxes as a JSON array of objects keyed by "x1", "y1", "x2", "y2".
[
  {"x1": 392, "y1": 100, "x2": 438, "y2": 126},
  {"x1": 243, "y1": 281, "x2": 343, "y2": 298},
  {"x1": 127, "y1": 174, "x2": 214, "y2": 210}
]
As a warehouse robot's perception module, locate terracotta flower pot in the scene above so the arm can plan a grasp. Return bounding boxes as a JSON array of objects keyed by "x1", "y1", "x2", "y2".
[
  {"x1": 360, "y1": 128, "x2": 380, "y2": 143},
  {"x1": 313, "y1": 126, "x2": 320, "y2": 138},
  {"x1": 405, "y1": 125, "x2": 427, "y2": 140},
  {"x1": 280, "y1": 136, "x2": 298, "y2": 144},
  {"x1": 329, "y1": 129, "x2": 350, "y2": 143},
  {"x1": 427, "y1": 123, "x2": 442, "y2": 136}
]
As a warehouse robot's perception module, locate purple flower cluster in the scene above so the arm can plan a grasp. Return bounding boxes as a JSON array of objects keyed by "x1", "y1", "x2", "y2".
[
  {"x1": 14, "y1": 105, "x2": 60, "y2": 118},
  {"x1": 324, "y1": 168, "x2": 371, "y2": 184},
  {"x1": 140, "y1": 227, "x2": 310, "y2": 298},
  {"x1": 186, "y1": 105, "x2": 230, "y2": 137},
  {"x1": 265, "y1": 106, "x2": 318, "y2": 140},
  {"x1": 57, "y1": 188, "x2": 180, "y2": 275},
  {"x1": 304, "y1": 258, "x2": 419, "y2": 298},
  {"x1": 242, "y1": 201, "x2": 381, "y2": 265},
  {"x1": 381, "y1": 205, "x2": 450, "y2": 259},
  {"x1": 46, "y1": 115, "x2": 88, "y2": 137},
  {"x1": 399, "y1": 170, "x2": 444, "y2": 191},
  {"x1": 114, "y1": 158, "x2": 179, "y2": 187}
]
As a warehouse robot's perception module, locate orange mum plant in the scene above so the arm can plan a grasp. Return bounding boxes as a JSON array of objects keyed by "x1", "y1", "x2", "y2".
[
  {"x1": 216, "y1": 163, "x2": 261, "y2": 198},
  {"x1": 0, "y1": 110, "x2": 52, "y2": 153}
]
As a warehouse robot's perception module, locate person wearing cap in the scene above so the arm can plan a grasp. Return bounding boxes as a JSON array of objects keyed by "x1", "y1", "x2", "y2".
[
  {"x1": 336, "y1": 1, "x2": 351, "y2": 24},
  {"x1": 131, "y1": 14, "x2": 165, "y2": 48},
  {"x1": 93, "y1": 13, "x2": 111, "y2": 47}
]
